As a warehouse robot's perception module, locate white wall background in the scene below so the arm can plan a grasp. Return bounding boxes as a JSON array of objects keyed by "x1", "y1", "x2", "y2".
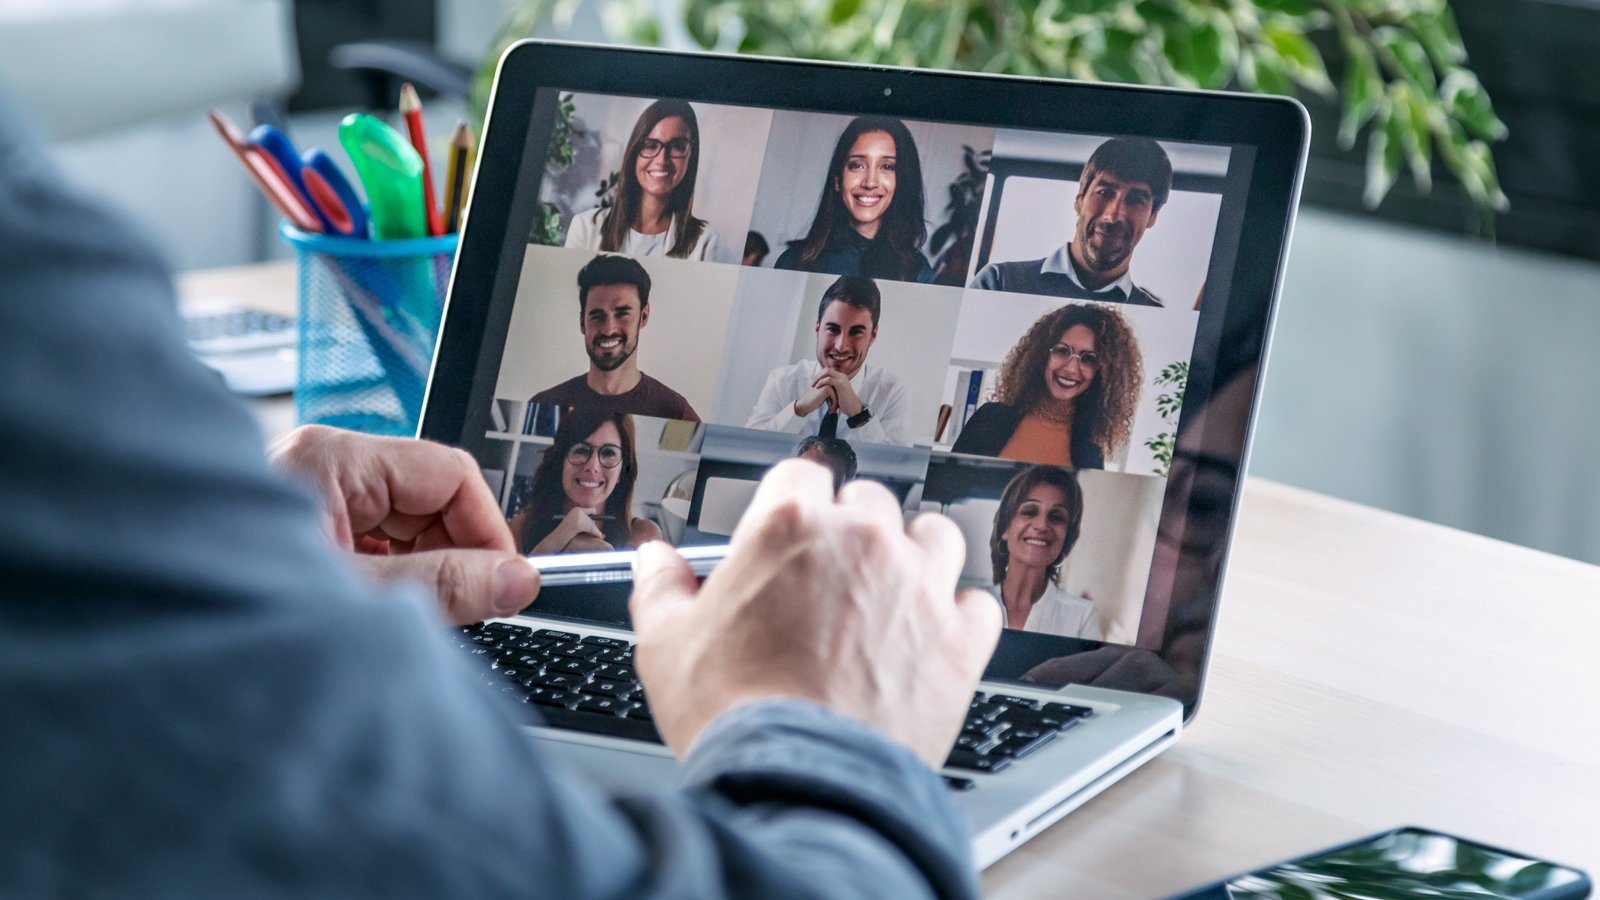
[
  {"x1": 935, "y1": 469, "x2": 1164, "y2": 643},
  {"x1": 709, "y1": 268, "x2": 964, "y2": 445},
  {"x1": 496, "y1": 244, "x2": 739, "y2": 417},
  {"x1": 1251, "y1": 208, "x2": 1600, "y2": 566},
  {"x1": 548, "y1": 93, "x2": 770, "y2": 265},
  {"x1": 746, "y1": 111, "x2": 995, "y2": 268},
  {"x1": 948, "y1": 292, "x2": 1199, "y2": 475}
]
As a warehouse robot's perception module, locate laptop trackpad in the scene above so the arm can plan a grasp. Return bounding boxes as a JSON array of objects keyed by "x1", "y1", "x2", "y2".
[{"x1": 532, "y1": 732, "x2": 679, "y2": 793}]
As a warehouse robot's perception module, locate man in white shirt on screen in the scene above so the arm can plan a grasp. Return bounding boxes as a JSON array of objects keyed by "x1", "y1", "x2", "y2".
[{"x1": 746, "y1": 276, "x2": 913, "y2": 447}]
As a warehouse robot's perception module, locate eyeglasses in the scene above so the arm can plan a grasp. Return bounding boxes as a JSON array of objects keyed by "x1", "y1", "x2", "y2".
[
  {"x1": 566, "y1": 442, "x2": 624, "y2": 468},
  {"x1": 637, "y1": 137, "x2": 692, "y2": 160},
  {"x1": 1049, "y1": 345, "x2": 1099, "y2": 368}
]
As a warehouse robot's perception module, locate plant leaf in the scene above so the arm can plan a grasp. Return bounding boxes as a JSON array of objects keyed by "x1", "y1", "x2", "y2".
[
  {"x1": 1263, "y1": 22, "x2": 1334, "y2": 96},
  {"x1": 1364, "y1": 101, "x2": 1402, "y2": 208},
  {"x1": 1337, "y1": 35, "x2": 1382, "y2": 148},
  {"x1": 1374, "y1": 25, "x2": 1435, "y2": 94},
  {"x1": 1439, "y1": 68, "x2": 1508, "y2": 141}
]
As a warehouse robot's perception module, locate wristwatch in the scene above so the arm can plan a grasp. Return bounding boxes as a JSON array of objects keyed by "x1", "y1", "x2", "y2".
[{"x1": 846, "y1": 406, "x2": 873, "y2": 430}]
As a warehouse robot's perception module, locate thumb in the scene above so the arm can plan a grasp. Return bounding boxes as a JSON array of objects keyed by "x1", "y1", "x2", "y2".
[
  {"x1": 954, "y1": 587, "x2": 1004, "y2": 674},
  {"x1": 629, "y1": 541, "x2": 698, "y2": 629},
  {"x1": 356, "y1": 549, "x2": 540, "y2": 626}
]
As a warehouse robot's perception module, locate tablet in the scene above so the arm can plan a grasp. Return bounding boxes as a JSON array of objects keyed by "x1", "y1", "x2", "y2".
[{"x1": 420, "y1": 41, "x2": 1308, "y2": 716}]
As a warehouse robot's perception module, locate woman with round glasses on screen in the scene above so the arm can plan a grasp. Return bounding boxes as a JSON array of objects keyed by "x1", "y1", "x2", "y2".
[
  {"x1": 986, "y1": 465, "x2": 1102, "y2": 639},
  {"x1": 952, "y1": 303, "x2": 1143, "y2": 470},
  {"x1": 772, "y1": 116, "x2": 933, "y2": 283},
  {"x1": 564, "y1": 99, "x2": 722, "y2": 261},
  {"x1": 511, "y1": 408, "x2": 662, "y2": 555}
]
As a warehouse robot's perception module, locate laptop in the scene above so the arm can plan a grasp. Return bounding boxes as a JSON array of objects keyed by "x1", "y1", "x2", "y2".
[{"x1": 419, "y1": 41, "x2": 1307, "y2": 867}]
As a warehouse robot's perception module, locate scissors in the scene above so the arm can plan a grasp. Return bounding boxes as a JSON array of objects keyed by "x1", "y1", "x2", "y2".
[
  {"x1": 249, "y1": 125, "x2": 369, "y2": 238},
  {"x1": 207, "y1": 111, "x2": 321, "y2": 233}
]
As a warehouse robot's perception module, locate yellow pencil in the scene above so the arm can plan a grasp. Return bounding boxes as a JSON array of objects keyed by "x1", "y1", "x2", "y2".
[{"x1": 442, "y1": 122, "x2": 475, "y2": 233}]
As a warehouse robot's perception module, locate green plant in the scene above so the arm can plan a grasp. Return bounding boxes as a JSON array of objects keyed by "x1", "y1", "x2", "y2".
[
  {"x1": 1143, "y1": 360, "x2": 1187, "y2": 476},
  {"x1": 485, "y1": 0, "x2": 1508, "y2": 228},
  {"x1": 529, "y1": 92, "x2": 579, "y2": 245}
]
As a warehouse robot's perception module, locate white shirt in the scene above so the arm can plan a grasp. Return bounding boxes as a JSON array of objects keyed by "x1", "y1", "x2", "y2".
[
  {"x1": 1041, "y1": 243, "x2": 1134, "y2": 299},
  {"x1": 745, "y1": 359, "x2": 914, "y2": 447},
  {"x1": 564, "y1": 207, "x2": 722, "y2": 262},
  {"x1": 989, "y1": 582, "x2": 1103, "y2": 641}
]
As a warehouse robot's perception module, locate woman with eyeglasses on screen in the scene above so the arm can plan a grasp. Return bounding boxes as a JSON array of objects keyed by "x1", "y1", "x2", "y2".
[
  {"x1": 986, "y1": 465, "x2": 1102, "y2": 639},
  {"x1": 772, "y1": 116, "x2": 933, "y2": 283},
  {"x1": 952, "y1": 303, "x2": 1143, "y2": 470},
  {"x1": 564, "y1": 99, "x2": 722, "y2": 261},
  {"x1": 511, "y1": 408, "x2": 662, "y2": 555}
]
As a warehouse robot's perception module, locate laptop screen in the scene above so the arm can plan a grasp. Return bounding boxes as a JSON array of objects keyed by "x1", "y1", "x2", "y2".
[
  {"x1": 463, "y1": 87, "x2": 1248, "y2": 640},
  {"x1": 428, "y1": 47, "x2": 1305, "y2": 711}
]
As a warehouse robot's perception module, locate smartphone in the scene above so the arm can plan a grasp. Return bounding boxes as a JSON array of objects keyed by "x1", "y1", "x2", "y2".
[{"x1": 1169, "y1": 827, "x2": 1590, "y2": 900}]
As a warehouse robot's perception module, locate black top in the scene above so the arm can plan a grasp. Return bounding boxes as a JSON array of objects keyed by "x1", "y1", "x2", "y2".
[
  {"x1": 774, "y1": 229, "x2": 935, "y2": 283},
  {"x1": 531, "y1": 372, "x2": 701, "y2": 422},
  {"x1": 970, "y1": 258, "x2": 1164, "y2": 306},
  {"x1": 949, "y1": 402, "x2": 1105, "y2": 470}
]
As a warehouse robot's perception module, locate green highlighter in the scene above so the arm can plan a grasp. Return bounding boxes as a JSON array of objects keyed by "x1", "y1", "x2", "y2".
[{"x1": 338, "y1": 113, "x2": 426, "y2": 240}]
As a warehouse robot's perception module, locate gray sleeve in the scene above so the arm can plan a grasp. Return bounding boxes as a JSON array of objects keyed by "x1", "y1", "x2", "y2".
[
  {"x1": 0, "y1": 90, "x2": 977, "y2": 900},
  {"x1": 968, "y1": 262, "x2": 1001, "y2": 291}
]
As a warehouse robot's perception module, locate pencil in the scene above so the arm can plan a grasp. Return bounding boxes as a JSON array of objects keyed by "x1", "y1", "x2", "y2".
[
  {"x1": 442, "y1": 121, "x2": 475, "y2": 233},
  {"x1": 398, "y1": 83, "x2": 443, "y2": 237}
]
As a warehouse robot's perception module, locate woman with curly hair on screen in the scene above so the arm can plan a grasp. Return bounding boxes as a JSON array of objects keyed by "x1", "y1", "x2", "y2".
[{"x1": 952, "y1": 303, "x2": 1142, "y2": 469}]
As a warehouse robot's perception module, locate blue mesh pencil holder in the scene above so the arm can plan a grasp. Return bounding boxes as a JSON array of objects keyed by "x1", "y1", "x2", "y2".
[{"x1": 281, "y1": 224, "x2": 458, "y2": 436}]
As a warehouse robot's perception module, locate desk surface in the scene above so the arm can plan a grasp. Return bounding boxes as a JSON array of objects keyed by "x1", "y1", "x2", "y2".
[{"x1": 178, "y1": 262, "x2": 1600, "y2": 895}]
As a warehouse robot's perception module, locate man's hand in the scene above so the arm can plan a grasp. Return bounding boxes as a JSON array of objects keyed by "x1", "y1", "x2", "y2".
[
  {"x1": 792, "y1": 382, "x2": 835, "y2": 418},
  {"x1": 811, "y1": 368, "x2": 864, "y2": 417},
  {"x1": 267, "y1": 425, "x2": 539, "y2": 625},
  {"x1": 629, "y1": 459, "x2": 1001, "y2": 768}
]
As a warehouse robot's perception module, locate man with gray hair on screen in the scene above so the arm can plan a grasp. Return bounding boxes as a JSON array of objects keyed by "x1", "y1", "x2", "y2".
[{"x1": 971, "y1": 137, "x2": 1172, "y2": 307}]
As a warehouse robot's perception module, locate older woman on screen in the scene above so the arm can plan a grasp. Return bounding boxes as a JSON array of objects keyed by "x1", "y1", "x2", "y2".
[
  {"x1": 952, "y1": 303, "x2": 1142, "y2": 469},
  {"x1": 773, "y1": 116, "x2": 934, "y2": 283},
  {"x1": 511, "y1": 408, "x2": 662, "y2": 555},
  {"x1": 564, "y1": 99, "x2": 722, "y2": 261},
  {"x1": 988, "y1": 465, "x2": 1101, "y2": 639}
]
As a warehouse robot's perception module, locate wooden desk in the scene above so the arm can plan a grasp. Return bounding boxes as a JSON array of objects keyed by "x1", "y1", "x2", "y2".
[{"x1": 176, "y1": 263, "x2": 1600, "y2": 895}]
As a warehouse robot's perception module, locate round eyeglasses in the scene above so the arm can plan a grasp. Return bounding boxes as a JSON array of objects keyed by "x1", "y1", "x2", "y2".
[
  {"x1": 1048, "y1": 345, "x2": 1099, "y2": 368},
  {"x1": 637, "y1": 137, "x2": 692, "y2": 160},
  {"x1": 566, "y1": 442, "x2": 623, "y2": 469}
]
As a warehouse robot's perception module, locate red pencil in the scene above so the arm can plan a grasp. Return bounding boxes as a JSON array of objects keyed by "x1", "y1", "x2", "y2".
[{"x1": 399, "y1": 83, "x2": 443, "y2": 237}]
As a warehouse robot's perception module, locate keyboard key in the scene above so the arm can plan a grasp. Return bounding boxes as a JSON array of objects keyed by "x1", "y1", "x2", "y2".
[
  {"x1": 1040, "y1": 702, "x2": 1094, "y2": 720},
  {"x1": 954, "y1": 733, "x2": 990, "y2": 752},
  {"x1": 593, "y1": 664, "x2": 636, "y2": 682},
  {"x1": 961, "y1": 719, "x2": 1008, "y2": 740},
  {"x1": 526, "y1": 687, "x2": 580, "y2": 708},
  {"x1": 549, "y1": 657, "x2": 602, "y2": 677},
  {"x1": 990, "y1": 729, "x2": 1057, "y2": 760},
  {"x1": 971, "y1": 691, "x2": 988, "y2": 705},
  {"x1": 575, "y1": 696, "x2": 629, "y2": 715},
  {"x1": 485, "y1": 622, "x2": 532, "y2": 636},
  {"x1": 587, "y1": 680, "x2": 635, "y2": 699},
  {"x1": 944, "y1": 750, "x2": 1011, "y2": 774},
  {"x1": 535, "y1": 629, "x2": 581, "y2": 642},
  {"x1": 494, "y1": 663, "x2": 536, "y2": 682},
  {"x1": 625, "y1": 703, "x2": 653, "y2": 721},
  {"x1": 528, "y1": 672, "x2": 584, "y2": 691},
  {"x1": 580, "y1": 635, "x2": 629, "y2": 648},
  {"x1": 943, "y1": 775, "x2": 976, "y2": 792},
  {"x1": 597, "y1": 648, "x2": 634, "y2": 665},
  {"x1": 503, "y1": 637, "x2": 552, "y2": 652},
  {"x1": 508, "y1": 653, "x2": 549, "y2": 669},
  {"x1": 536, "y1": 705, "x2": 662, "y2": 743},
  {"x1": 991, "y1": 694, "x2": 1039, "y2": 711},
  {"x1": 969, "y1": 701, "x2": 1008, "y2": 722},
  {"x1": 549, "y1": 642, "x2": 604, "y2": 660}
]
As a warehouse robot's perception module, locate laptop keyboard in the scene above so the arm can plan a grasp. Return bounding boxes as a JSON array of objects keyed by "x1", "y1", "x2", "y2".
[{"x1": 455, "y1": 621, "x2": 1094, "y2": 788}]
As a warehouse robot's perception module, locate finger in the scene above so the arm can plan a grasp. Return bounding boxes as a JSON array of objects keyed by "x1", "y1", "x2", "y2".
[
  {"x1": 356, "y1": 549, "x2": 540, "y2": 625},
  {"x1": 355, "y1": 438, "x2": 513, "y2": 553},
  {"x1": 836, "y1": 478, "x2": 905, "y2": 533},
  {"x1": 906, "y1": 512, "x2": 969, "y2": 589},
  {"x1": 734, "y1": 458, "x2": 835, "y2": 546},
  {"x1": 629, "y1": 541, "x2": 699, "y2": 629},
  {"x1": 953, "y1": 587, "x2": 1003, "y2": 666}
]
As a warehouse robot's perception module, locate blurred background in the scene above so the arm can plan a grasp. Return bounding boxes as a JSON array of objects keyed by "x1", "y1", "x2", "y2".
[{"x1": 2, "y1": 0, "x2": 1598, "y2": 565}]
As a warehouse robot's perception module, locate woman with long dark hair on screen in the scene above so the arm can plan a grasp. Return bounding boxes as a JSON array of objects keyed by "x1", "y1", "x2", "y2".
[
  {"x1": 952, "y1": 303, "x2": 1142, "y2": 469},
  {"x1": 564, "y1": 99, "x2": 722, "y2": 261},
  {"x1": 987, "y1": 465, "x2": 1101, "y2": 639},
  {"x1": 773, "y1": 116, "x2": 933, "y2": 283},
  {"x1": 511, "y1": 408, "x2": 662, "y2": 555}
]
